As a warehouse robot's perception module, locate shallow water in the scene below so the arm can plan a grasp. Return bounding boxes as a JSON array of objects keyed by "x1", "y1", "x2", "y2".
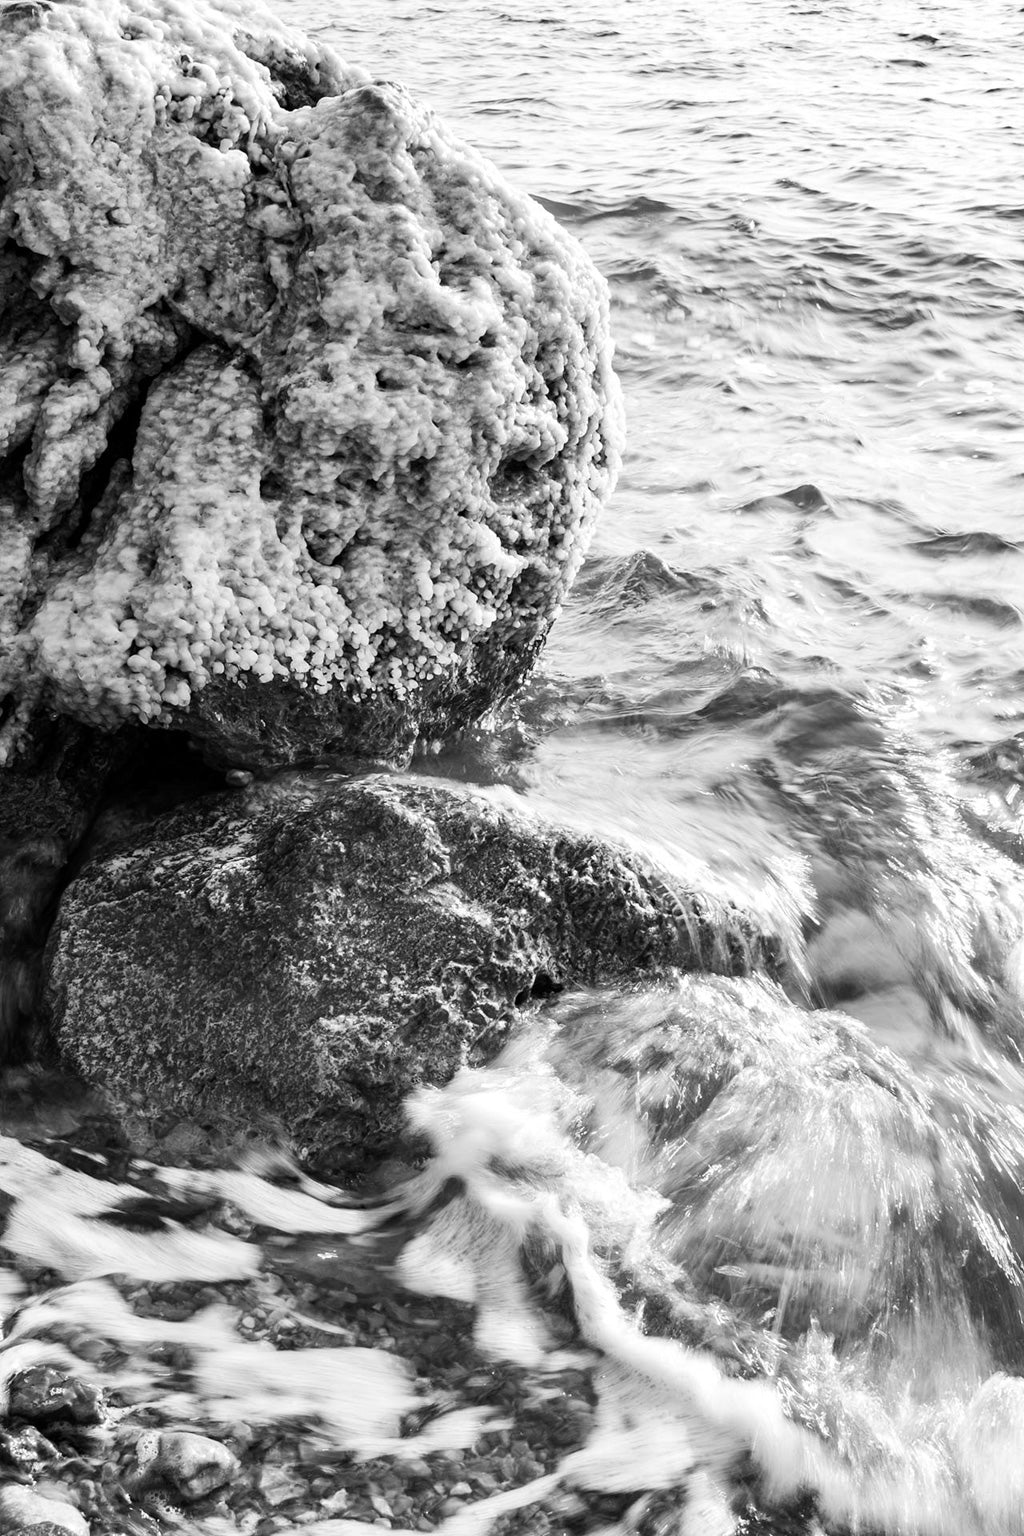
[
  {"x1": 5, "y1": 0, "x2": 1024, "y2": 1530},
  {"x1": 277, "y1": 0, "x2": 1024, "y2": 1522}
]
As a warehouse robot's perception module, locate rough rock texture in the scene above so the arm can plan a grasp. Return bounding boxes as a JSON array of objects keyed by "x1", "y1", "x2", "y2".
[
  {"x1": 0, "y1": 0, "x2": 623, "y2": 771},
  {"x1": 44, "y1": 773, "x2": 775, "y2": 1169},
  {"x1": 0, "y1": 714, "x2": 136, "y2": 1060},
  {"x1": 6, "y1": 1365, "x2": 105, "y2": 1428}
]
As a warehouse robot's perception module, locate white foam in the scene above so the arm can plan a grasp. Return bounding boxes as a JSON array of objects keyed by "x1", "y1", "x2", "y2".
[
  {"x1": 2, "y1": 1196, "x2": 259, "y2": 1282},
  {"x1": 395, "y1": 1035, "x2": 1020, "y2": 1536},
  {"x1": 6, "y1": 982, "x2": 1024, "y2": 1533}
]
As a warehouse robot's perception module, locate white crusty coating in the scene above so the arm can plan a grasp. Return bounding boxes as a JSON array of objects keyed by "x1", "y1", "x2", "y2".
[{"x1": 0, "y1": 0, "x2": 623, "y2": 760}]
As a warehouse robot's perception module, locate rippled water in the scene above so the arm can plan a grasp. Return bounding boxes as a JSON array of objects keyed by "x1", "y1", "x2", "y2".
[
  {"x1": 5, "y1": 1, "x2": 1024, "y2": 1531},
  {"x1": 281, "y1": 0, "x2": 1024, "y2": 890}
]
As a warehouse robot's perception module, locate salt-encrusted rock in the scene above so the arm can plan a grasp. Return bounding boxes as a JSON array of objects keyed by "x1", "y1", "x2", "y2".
[
  {"x1": 0, "y1": 0, "x2": 623, "y2": 771},
  {"x1": 44, "y1": 773, "x2": 774, "y2": 1169}
]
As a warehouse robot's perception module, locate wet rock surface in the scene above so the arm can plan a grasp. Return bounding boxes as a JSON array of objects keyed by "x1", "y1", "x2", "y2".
[
  {"x1": 43, "y1": 771, "x2": 775, "y2": 1170},
  {"x1": 129, "y1": 1429, "x2": 239, "y2": 1502},
  {"x1": 0, "y1": 715, "x2": 131, "y2": 1035},
  {"x1": 6, "y1": 1368, "x2": 104, "y2": 1430},
  {"x1": 0, "y1": 1423, "x2": 59, "y2": 1481},
  {"x1": 0, "y1": 0, "x2": 622, "y2": 773},
  {"x1": 0, "y1": 720, "x2": 228, "y2": 1063}
]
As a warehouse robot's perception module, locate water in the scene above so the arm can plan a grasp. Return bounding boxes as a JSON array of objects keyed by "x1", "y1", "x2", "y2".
[
  {"x1": 284, "y1": 0, "x2": 1024, "y2": 914},
  {"x1": 5, "y1": 0, "x2": 1024, "y2": 1530}
]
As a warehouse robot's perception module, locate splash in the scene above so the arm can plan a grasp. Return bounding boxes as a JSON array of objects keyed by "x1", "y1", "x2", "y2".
[{"x1": 6, "y1": 981, "x2": 1024, "y2": 1533}]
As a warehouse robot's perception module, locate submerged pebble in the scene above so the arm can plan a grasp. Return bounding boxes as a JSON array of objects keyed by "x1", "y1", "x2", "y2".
[{"x1": 134, "y1": 1430, "x2": 239, "y2": 1501}]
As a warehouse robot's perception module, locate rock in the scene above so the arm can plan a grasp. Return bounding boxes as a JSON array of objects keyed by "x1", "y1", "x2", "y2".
[
  {"x1": 0, "y1": 0, "x2": 623, "y2": 772},
  {"x1": 0, "y1": 1488, "x2": 88, "y2": 1536},
  {"x1": 11, "y1": 1526, "x2": 84, "y2": 1536},
  {"x1": 0, "y1": 714, "x2": 134, "y2": 1061},
  {"x1": 0, "y1": 716, "x2": 127, "y2": 853},
  {"x1": 44, "y1": 772, "x2": 775, "y2": 1169},
  {"x1": 6, "y1": 1366, "x2": 105, "y2": 1427},
  {"x1": 135, "y1": 1429, "x2": 239, "y2": 1501},
  {"x1": 0, "y1": 1424, "x2": 58, "y2": 1479},
  {"x1": 12, "y1": 1528, "x2": 90, "y2": 1536}
]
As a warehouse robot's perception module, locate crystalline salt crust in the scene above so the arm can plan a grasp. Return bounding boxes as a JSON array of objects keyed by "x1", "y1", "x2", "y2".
[{"x1": 0, "y1": 0, "x2": 623, "y2": 765}]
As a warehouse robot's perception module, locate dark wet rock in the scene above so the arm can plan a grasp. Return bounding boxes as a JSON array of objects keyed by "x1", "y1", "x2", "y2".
[
  {"x1": 15, "y1": 1527, "x2": 93, "y2": 1536},
  {"x1": 0, "y1": 716, "x2": 129, "y2": 853},
  {"x1": 0, "y1": 1424, "x2": 59, "y2": 1480},
  {"x1": 740, "y1": 483, "x2": 832, "y2": 516},
  {"x1": 0, "y1": 0, "x2": 622, "y2": 776},
  {"x1": 0, "y1": 715, "x2": 135, "y2": 1060},
  {"x1": 44, "y1": 772, "x2": 775, "y2": 1170},
  {"x1": 13, "y1": 1526, "x2": 84, "y2": 1536},
  {"x1": 0, "y1": 726, "x2": 239, "y2": 1068},
  {"x1": 7, "y1": 1366, "x2": 105, "y2": 1428}
]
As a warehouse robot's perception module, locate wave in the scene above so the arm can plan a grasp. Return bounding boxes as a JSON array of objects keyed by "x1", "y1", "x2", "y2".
[{"x1": 7, "y1": 1006, "x2": 1024, "y2": 1535}]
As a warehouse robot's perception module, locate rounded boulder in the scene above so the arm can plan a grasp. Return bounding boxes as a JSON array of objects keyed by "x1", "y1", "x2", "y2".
[{"x1": 0, "y1": 0, "x2": 623, "y2": 770}]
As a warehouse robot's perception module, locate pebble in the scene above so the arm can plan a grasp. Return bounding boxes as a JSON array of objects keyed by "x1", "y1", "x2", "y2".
[
  {"x1": 8, "y1": 1369, "x2": 104, "y2": 1428},
  {"x1": 71, "y1": 1340, "x2": 107, "y2": 1365},
  {"x1": 319, "y1": 1490, "x2": 349, "y2": 1515},
  {"x1": 0, "y1": 1188, "x2": 618, "y2": 1536},
  {"x1": 141, "y1": 1431, "x2": 240, "y2": 1501},
  {"x1": 225, "y1": 1422, "x2": 257, "y2": 1453},
  {"x1": 259, "y1": 1467, "x2": 304, "y2": 1507},
  {"x1": 0, "y1": 1424, "x2": 58, "y2": 1477},
  {"x1": 401, "y1": 1460, "x2": 433, "y2": 1480}
]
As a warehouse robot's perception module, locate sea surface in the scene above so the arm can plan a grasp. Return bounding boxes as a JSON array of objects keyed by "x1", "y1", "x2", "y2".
[
  {"x1": 5, "y1": 0, "x2": 1024, "y2": 1531},
  {"x1": 278, "y1": 0, "x2": 1024, "y2": 1524}
]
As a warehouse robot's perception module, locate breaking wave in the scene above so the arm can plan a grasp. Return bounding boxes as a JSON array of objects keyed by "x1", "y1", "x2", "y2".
[{"x1": 8, "y1": 955, "x2": 1024, "y2": 1533}]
